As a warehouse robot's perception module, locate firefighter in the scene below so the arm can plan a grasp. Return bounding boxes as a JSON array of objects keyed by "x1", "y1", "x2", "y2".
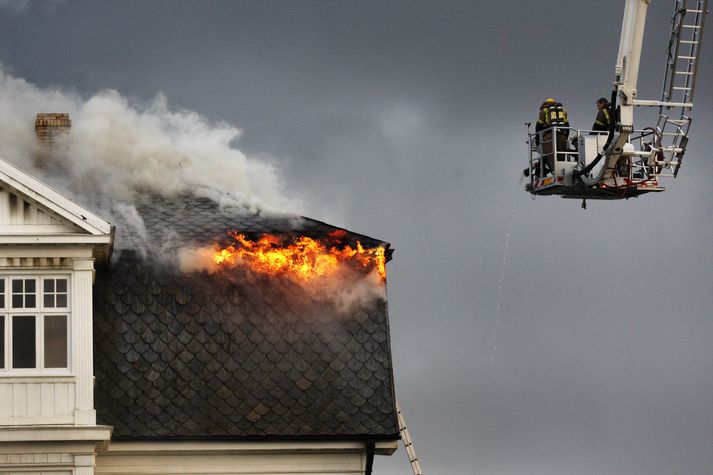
[
  {"x1": 591, "y1": 97, "x2": 612, "y2": 132},
  {"x1": 535, "y1": 98, "x2": 570, "y2": 174}
]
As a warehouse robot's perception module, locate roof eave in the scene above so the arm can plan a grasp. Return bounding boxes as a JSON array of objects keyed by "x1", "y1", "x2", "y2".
[
  {"x1": 0, "y1": 158, "x2": 112, "y2": 235},
  {"x1": 0, "y1": 234, "x2": 114, "y2": 265},
  {"x1": 108, "y1": 433, "x2": 401, "y2": 443}
]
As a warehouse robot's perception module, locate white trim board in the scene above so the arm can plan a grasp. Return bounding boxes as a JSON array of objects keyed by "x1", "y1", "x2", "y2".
[{"x1": 0, "y1": 159, "x2": 111, "y2": 236}]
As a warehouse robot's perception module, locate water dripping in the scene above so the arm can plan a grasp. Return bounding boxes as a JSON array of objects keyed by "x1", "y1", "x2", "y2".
[{"x1": 488, "y1": 187, "x2": 520, "y2": 381}]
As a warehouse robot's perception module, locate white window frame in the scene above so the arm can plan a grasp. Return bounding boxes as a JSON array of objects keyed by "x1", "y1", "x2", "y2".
[{"x1": 0, "y1": 272, "x2": 72, "y2": 375}]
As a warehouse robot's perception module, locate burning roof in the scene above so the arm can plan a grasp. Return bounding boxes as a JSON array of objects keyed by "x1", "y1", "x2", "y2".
[
  {"x1": 93, "y1": 195, "x2": 399, "y2": 440},
  {"x1": 212, "y1": 231, "x2": 386, "y2": 282}
]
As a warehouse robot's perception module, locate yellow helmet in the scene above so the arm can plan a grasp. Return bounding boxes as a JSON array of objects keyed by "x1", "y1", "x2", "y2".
[{"x1": 544, "y1": 98, "x2": 556, "y2": 103}]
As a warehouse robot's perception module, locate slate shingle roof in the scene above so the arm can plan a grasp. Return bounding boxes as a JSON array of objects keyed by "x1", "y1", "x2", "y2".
[{"x1": 93, "y1": 195, "x2": 399, "y2": 440}]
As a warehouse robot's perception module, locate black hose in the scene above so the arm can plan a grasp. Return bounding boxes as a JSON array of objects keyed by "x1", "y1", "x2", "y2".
[{"x1": 572, "y1": 90, "x2": 619, "y2": 183}]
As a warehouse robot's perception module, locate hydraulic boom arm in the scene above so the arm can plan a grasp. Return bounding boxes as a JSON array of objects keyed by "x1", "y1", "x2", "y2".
[
  {"x1": 525, "y1": 0, "x2": 707, "y2": 201},
  {"x1": 593, "y1": 0, "x2": 651, "y2": 185}
]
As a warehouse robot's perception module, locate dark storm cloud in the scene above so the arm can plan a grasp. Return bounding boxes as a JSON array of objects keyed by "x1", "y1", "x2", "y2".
[
  {"x1": 1, "y1": 1, "x2": 712, "y2": 474},
  {"x1": 0, "y1": 0, "x2": 30, "y2": 14}
]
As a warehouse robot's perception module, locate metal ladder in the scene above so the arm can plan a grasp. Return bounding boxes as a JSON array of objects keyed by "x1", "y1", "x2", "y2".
[
  {"x1": 653, "y1": 0, "x2": 708, "y2": 177},
  {"x1": 396, "y1": 399, "x2": 424, "y2": 475}
]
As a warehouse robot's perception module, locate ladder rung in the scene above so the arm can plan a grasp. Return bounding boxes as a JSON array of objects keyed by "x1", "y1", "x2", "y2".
[
  {"x1": 682, "y1": 25, "x2": 702, "y2": 29},
  {"x1": 672, "y1": 87, "x2": 692, "y2": 90},
  {"x1": 687, "y1": 9, "x2": 704, "y2": 13},
  {"x1": 634, "y1": 99, "x2": 693, "y2": 108},
  {"x1": 677, "y1": 56, "x2": 696, "y2": 60},
  {"x1": 680, "y1": 40, "x2": 699, "y2": 44},
  {"x1": 674, "y1": 71, "x2": 694, "y2": 75}
]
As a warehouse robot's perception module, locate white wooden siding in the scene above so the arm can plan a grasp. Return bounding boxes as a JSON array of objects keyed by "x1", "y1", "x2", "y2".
[
  {"x1": 0, "y1": 471, "x2": 71, "y2": 475},
  {"x1": 0, "y1": 470, "x2": 72, "y2": 475},
  {"x1": 0, "y1": 453, "x2": 73, "y2": 465},
  {"x1": 0, "y1": 187, "x2": 79, "y2": 234},
  {"x1": 0, "y1": 256, "x2": 96, "y2": 427},
  {"x1": 0, "y1": 257, "x2": 70, "y2": 268},
  {"x1": 0, "y1": 379, "x2": 75, "y2": 424},
  {"x1": 96, "y1": 452, "x2": 366, "y2": 475}
]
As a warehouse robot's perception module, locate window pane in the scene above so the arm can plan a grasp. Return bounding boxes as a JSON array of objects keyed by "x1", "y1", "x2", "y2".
[
  {"x1": 12, "y1": 316, "x2": 36, "y2": 368},
  {"x1": 44, "y1": 315, "x2": 67, "y2": 368},
  {"x1": 42, "y1": 278, "x2": 68, "y2": 309},
  {"x1": 0, "y1": 317, "x2": 4, "y2": 369},
  {"x1": 11, "y1": 279, "x2": 37, "y2": 309},
  {"x1": 57, "y1": 279, "x2": 67, "y2": 293}
]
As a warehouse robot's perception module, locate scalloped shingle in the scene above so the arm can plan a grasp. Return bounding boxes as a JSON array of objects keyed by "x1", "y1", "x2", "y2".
[{"x1": 93, "y1": 195, "x2": 398, "y2": 440}]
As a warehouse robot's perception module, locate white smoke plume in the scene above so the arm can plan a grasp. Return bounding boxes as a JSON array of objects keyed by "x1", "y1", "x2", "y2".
[
  {"x1": 0, "y1": 66, "x2": 386, "y2": 311},
  {"x1": 319, "y1": 268, "x2": 386, "y2": 314},
  {"x1": 0, "y1": 66, "x2": 300, "y2": 214}
]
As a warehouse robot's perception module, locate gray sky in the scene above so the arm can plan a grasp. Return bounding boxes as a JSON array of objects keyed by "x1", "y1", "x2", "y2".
[{"x1": 2, "y1": 1, "x2": 712, "y2": 473}]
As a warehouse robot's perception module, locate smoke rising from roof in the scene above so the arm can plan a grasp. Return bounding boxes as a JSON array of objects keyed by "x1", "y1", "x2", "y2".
[
  {"x1": 178, "y1": 243, "x2": 386, "y2": 315},
  {"x1": 0, "y1": 66, "x2": 387, "y2": 312},
  {"x1": 0, "y1": 66, "x2": 301, "y2": 214}
]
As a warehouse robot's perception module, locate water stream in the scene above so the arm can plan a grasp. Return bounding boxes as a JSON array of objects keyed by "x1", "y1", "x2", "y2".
[{"x1": 488, "y1": 186, "x2": 521, "y2": 381}]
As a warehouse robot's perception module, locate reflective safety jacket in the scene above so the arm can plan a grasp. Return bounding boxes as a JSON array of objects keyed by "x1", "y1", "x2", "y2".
[
  {"x1": 536, "y1": 101, "x2": 569, "y2": 133},
  {"x1": 592, "y1": 107, "x2": 612, "y2": 131}
]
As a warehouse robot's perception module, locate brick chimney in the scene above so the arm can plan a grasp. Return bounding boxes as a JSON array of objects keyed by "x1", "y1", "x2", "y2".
[{"x1": 34, "y1": 113, "x2": 71, "y2": 169}]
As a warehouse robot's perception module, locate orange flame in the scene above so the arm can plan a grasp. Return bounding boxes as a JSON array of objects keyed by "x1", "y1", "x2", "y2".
[{"x1": 213, "y1": 231, "x2": 386, "y2": 281}]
